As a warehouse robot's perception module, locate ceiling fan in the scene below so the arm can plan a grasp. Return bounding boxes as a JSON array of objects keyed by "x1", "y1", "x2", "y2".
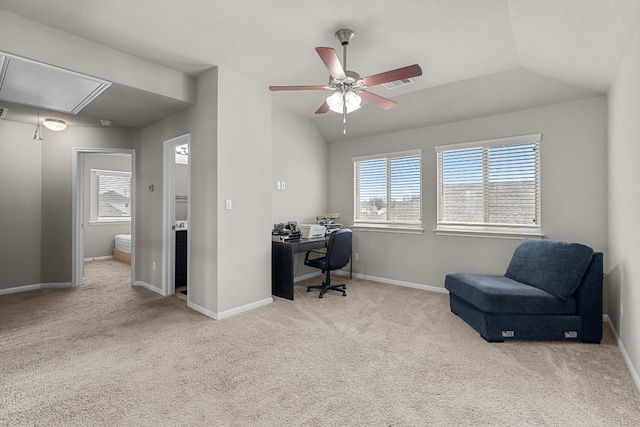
[{"x1": 269, "y1": 29, "x2": 423, "y2": 134}]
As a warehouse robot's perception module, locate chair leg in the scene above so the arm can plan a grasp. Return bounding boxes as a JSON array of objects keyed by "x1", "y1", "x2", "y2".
[{"x1": 306, "y1": 271, "x2": 347, "y2": 298}]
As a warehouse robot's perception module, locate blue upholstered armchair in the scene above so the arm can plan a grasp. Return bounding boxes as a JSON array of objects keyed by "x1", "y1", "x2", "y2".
[{"x1": 445, "y1": 239, "x2": 603, "y2": 343}]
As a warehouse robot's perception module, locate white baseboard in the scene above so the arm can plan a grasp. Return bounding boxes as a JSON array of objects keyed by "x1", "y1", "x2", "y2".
[
  {"x1": 335, "y1": 271, "x2": 448, "y2": 294},
  {"x1": 0, "y1": 284, "x2": 40, "y2": 295},
  {"x1": 294, "y1": 271, "x2": 322, "y2": 282},
  {"x1": 187, "y1": 297, "x2": 273, "y2": 320},
  {"x1": 0, "y1": 282, "x2": 72, "y2": 295},
  {"x1": 217, "y1": 297, "x2": 273, "y2": 320},
  {"x1": 133, "y1": 281, "x2": 163, "y2": 296},
  {"x1": 187, "y1": 300, "x2": 218, "y2": 319},
  {"x1": 604, "y1": 315, "x2": 640, "y2": 393},
  {"x1": 41, "y1": 283, "x2": 73, "y2": 289},
  {"x1": 84, "y1": 255, "x2": 113, "y2": 262}
]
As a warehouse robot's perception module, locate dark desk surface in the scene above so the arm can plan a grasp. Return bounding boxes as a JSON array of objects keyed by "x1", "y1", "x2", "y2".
[{"x1": 272, "y1": 236, "x2": 329, "y2": 251}]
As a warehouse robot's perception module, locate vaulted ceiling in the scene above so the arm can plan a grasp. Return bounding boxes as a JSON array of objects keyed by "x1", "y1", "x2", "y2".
[{"x1": 1, "y1": 0, "x2": 639, "y2": 141}]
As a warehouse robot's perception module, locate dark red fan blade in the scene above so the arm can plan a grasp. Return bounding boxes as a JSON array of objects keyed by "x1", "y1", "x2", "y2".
[
  {"x1": 360, "y1": 91, "x2": 397, "y2": 110},
  {"x1": 315, "y1": 101, "x2": 330, "y2": 114},
  {"x1": 315, "y1": 47, "x2": 347, "y2": 80},
  {"x1": 362, "y1": 64, "x2": 422, "y2": 87},
  {"x1": 269, "y1": 85, "x2": 326, "y2": 91}
]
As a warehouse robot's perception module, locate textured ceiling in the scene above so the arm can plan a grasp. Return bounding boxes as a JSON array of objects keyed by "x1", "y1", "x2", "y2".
[{"x1": 0, "y1": 0, "x2": 639, "y2": 140}]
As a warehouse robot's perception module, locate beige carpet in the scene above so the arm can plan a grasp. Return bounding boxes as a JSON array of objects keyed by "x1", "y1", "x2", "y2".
[{"x1": 1, "y1": 259, "x2": 639, "y2": 426}]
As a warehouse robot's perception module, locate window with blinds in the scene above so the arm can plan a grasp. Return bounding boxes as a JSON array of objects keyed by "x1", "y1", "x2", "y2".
[
  {"x1": 435, "y1": 134, "x2": 542, "y2": 237},
  {"x1": 353, "y1": 149, "x2": 422, "y2": 228},
  {"x1": 96, "y1": 170, "x2": 131, "y2": 219}
]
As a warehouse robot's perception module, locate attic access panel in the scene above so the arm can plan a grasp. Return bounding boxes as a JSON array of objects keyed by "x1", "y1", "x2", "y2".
[{"x1": 0, "y1": 53, "x2": 111, "y2": 114}]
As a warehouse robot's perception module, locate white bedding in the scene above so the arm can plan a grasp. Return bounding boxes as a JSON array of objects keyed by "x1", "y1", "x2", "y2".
[{"x1": 114, "y1": 234, "x2": 131, "y2": 253}]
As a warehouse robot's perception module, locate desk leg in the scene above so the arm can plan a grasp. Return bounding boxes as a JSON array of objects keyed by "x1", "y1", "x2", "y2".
[{"x1": 272, "y1": 244, "x2": 295, "y2": 300}]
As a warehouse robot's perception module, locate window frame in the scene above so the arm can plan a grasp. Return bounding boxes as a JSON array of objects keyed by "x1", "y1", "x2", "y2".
[
  {"x1": 89, "y1": 168, "x2": 132, "y2": 225},
  {"x1": 435, "y1": 134, "x2": 543, "y2": 239},
  {"x1": 352, "y1": 149, "x2": 424, "y2": 234}
]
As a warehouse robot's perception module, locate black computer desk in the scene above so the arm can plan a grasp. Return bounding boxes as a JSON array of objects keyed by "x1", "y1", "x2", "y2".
[{"x1": 271, "y1": 236, "x2": 351, "y2": 300}]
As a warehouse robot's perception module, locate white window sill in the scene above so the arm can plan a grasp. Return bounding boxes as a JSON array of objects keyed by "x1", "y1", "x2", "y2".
[
  {"x1": 352, "y1": 223, "x2": 424, "y2": 235},
  {"x1": 89, "y1": 219, "x2": 132, "y2": 226},
  {"x1": 434, "y1": 226, "x2": 544, "y2": 240}
]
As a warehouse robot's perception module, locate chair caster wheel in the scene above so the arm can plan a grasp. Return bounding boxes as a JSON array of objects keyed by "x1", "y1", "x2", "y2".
[
  {"x1": 319, "y1": 294, "x2": 324, "y2": 299},
  {"x1": 306, "y1": 288, "x2": 311, "y2": 292},
  {"x1": 342, "y1": 292, "x2": 347, "y2": 297}
]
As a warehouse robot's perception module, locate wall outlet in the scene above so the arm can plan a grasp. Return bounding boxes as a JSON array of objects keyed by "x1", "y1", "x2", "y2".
[
  {"x1": 153, "y1": 262, "x2": 156, "y2": 271},
  {"x1": 276, "y1": 181, "x2": 281, "y2": 190},
  {"x1": 620, "y1": 301, "x2": 624, "y2": 317},
  {"x1": 281, "y1": 181, "x2": 286, "y2": 190},
  {"x1": 354, "y1": 253, "x2": 359, "y2": 261}
]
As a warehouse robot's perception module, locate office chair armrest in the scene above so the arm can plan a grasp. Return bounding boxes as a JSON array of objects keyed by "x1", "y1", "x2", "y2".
[{"x1": 304, "y1": 249, "x2": 326, "y2": 263}]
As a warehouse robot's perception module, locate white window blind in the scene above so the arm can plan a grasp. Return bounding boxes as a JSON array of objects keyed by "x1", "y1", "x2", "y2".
[
  {"x1": 435, "y1": 134, "x2": 542, "y2": 237},
  {"x1": 353, "y1": 149, "x2": 422, "y2": 227},
  {"x1": 96, "y1": 170, "x2": 131, "y2": 218}
]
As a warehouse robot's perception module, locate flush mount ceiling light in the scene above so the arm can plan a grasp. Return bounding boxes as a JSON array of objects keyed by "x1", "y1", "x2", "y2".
[{"x1": 43, "y1": 118, "x2": 67, "y2": 131}]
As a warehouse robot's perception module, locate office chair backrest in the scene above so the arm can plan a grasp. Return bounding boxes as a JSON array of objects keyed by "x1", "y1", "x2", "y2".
[{"x1": 326, "y1": 229, "x2": 352, "y2": 270}]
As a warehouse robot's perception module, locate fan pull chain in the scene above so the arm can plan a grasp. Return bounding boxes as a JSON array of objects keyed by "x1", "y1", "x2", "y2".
[{"x1": 343, "y1": 102, "x2": 347, "y2": 134}]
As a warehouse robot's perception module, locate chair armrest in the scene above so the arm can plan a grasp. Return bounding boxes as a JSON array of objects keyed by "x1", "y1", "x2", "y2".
[{"x1": 304, "y1": 249, "x2": 326, "y2": 263}]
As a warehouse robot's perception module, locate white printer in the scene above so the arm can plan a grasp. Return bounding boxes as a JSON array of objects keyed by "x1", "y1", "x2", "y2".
[{"x1": 299, "y1": 224, "x2": 326, "y2": 239}]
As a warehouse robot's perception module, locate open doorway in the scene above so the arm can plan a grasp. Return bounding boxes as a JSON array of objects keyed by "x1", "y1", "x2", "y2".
[
  {"x1": 72, "y1": 148, "x2": 136, "y2": 288},
  {"x1": 162, "y1": 134, "x2": 191, "y2": 299}
]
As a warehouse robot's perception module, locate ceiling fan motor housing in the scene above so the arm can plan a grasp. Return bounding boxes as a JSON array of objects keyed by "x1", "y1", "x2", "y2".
[{"x1": 330, "y1": 70, "x2": 363, "y2": 94}]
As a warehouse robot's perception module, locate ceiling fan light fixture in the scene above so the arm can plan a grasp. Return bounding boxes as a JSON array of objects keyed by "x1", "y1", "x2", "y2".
[
  {"x1": 43, "y1": 118, "x2": 67, "y2": 131},
  {"x1": 344, "y1": 91, "x2": 361, "y2": 112},
  {"x1": 326, "y1": 91, "x2": 361, "y2": 114},
  {"x1": 326, "y1": 92, "x2": 343, "y2": 113}
]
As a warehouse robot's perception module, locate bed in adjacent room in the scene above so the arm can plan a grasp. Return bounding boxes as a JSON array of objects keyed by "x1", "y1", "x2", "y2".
[{"x1": 113, "y1": 234, "x2": 131, "y2": 264}]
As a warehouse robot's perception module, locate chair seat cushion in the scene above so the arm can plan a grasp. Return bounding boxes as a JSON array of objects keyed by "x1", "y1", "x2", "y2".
[
  {"x1": 504, "y1": 239, "x2": 593, "y2": 298},
  {"x1": 305, "y1": 257, "x2": 327, "y2": 270},
  {"x1": 445, "y1": 273, "x2": 576, "y2": 315}
]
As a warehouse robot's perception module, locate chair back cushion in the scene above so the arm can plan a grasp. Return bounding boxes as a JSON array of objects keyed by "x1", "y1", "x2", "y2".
[
  {"x1": 504, "y1": 239, "x2": 593, "y2": 298},
  {"x1": 327, "y1": 229, "x2": 352, "y2": 270}
]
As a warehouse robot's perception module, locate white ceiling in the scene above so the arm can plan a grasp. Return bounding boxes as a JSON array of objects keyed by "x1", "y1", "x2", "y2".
[{"x1": 0, "y1": 0, "x2": 639, "y2": 141}]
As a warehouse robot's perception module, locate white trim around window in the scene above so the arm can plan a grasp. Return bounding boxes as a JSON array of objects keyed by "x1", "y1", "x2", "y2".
[
  {"x1": 89, "y1": 168, "x2": 132, "y2": 224},
  {"x1": 435, "y1": 134, "x2": 543, "y2": 239},
  {"x1": 353, "y1": 149, "x2": 423, "y2": 233}
]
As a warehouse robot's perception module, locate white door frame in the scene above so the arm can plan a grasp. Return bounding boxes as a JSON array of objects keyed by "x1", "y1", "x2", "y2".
[
  {"x1": 162, "y1": 134, "x2": 191, "y2": 297},
  {"x1": 72, "y1": 148, "x2": 136, "y2": 287}
]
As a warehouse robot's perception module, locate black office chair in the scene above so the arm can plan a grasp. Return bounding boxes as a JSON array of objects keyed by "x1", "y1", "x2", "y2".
[{"x1": 304, "y1": 229, "x2": 352, "y2": 298}]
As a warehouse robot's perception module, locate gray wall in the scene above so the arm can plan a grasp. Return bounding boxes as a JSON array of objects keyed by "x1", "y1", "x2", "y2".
[
  {"x1": 328, "y1": 96, "x2": 607, "y2": 289},
  {"x1": 136, "y1": 74, "x2": 210, "y2": 294},
  {"x1": 271, "y1": 105, "x2": 329, "y2": 224},
  {"x1": 40, "y1": 127, "x2": 139, "y2": 283},
  {"x1": 608, "y1": 25, "x2": 640, "y2": 387},
  {"x1": 0, "y1": 121, "x2": 138, "y2": 289},
  {"x1": 215, "y1": 66, "x2": 272, "y2": 312},
  {"x1": 272, "y1": 106, "x2": 329, "y2": 278},
  {"x1": 83, "y1": 153, "x2": 132, "y2": 259},
  {"x1": 137, "y1": 66, "x2": 274, "y2": 314},
  {"x1": 0, "y1": 120, "x2": 42, "y2": 289}
]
